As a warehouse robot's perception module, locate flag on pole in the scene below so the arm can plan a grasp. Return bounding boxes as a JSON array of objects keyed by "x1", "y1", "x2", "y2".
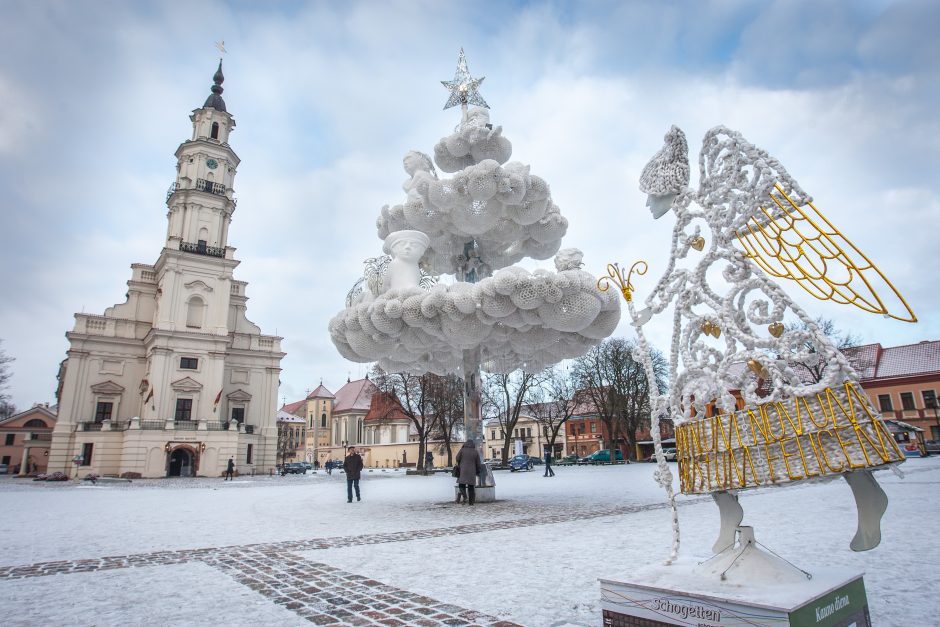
[
  {"x1": 145, "y1": 386, "x2": 155, "y2": 410},
  {"x1": 213, "y1": 388, "x2": 223, "y2": 412}
]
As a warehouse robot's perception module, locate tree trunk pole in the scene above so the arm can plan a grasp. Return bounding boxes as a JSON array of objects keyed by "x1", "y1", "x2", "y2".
[{"x1": 462, "y1": 347, "x2": 494, "y2": 487}]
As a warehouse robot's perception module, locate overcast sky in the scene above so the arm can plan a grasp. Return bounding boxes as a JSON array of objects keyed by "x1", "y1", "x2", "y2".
[{"x1": 1, "y1": 0, "x2": 938, "y2": 410}]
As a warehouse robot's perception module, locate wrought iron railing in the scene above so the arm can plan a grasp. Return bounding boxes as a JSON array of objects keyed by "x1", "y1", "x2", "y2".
[
  {"x1": 195, "y1": 178, "x2": 226, "y2": 196},
  {"x1": 205, "y1": 421, "x2": 230, "y2": 431},
  {"x1": 179, "y1": 241, "x2": 225, "y2": 258},
  {"x1": 166, "y1": 182, "x2": 177, "y2": 201},
  {"x1": 174, "y1": 420, "x2": 197, "y2": 431},
  {"x1": 30, "y1": 433, "x2": 53, "y2": 441},
  {"x1": 82, "y1": 422, "x2": 103, "y2": 431},
  {"x1": 141, "y1": 421, "x2": 164, "y2": 430},
  {"x1": 244, "y1": 425, "x2": 255, "y2": 434}
]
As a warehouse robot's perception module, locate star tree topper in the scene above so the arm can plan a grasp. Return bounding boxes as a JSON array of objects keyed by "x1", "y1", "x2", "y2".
[{"x1": 441, "y1": 48, "x2": 489, "y2": 110}]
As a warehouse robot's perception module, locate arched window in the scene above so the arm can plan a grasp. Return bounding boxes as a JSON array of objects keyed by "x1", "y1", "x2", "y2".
[
  {"x1": 186, "y1": 296, "x2": 206, "y2": 328},
  {"x1": 210, "y1": 122, "x2": 219, "y2": 140},
  {"x1": 320, "y1": 413, "x2": 326, "y2": 428},
  {"x1": 24, "y1": 419, "x2": 47, "y2": 428}
]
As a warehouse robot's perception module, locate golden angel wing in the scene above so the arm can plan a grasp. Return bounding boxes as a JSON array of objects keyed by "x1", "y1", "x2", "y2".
[{"x1": 735, "y1": 184, "x2": 917, "y2": 322}]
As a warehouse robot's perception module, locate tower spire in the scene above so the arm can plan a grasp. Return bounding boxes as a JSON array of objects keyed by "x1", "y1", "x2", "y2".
[{"x1": 203, "y1": 60, "x2": 227, "y2": 112}]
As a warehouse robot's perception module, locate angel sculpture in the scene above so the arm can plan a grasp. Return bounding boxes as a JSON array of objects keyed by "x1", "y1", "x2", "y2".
[{"x1": 607, "y1": 125, "x2": 915, "y2": 564}]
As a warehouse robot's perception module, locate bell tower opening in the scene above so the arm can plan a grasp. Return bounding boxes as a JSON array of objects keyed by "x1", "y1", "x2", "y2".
[{"x1": 210, "y1": 122, "x2": 220, "y2": 140}]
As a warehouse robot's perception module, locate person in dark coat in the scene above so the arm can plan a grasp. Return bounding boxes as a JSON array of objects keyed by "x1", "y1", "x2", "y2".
[
  {"x1": 543, "y1": 446, "x2": 555, "y2": 477},
  {"x1": 225, "y1": 457, "x2": 235, "y2": 481},
  {"x1": 455, "y1": 440, "x2": 482, "y2": 505},
  {"x1": 343, "y1": 446, "x2": 364, "y2": 502}
]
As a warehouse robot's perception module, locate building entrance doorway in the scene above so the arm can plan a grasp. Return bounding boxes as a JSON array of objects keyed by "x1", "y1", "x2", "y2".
[{"x1": 167, "y1": 448, "x2": 193, "y2": 477}]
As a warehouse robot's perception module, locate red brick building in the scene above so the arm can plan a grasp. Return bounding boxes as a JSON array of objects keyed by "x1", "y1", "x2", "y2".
[{"x1": 845, "y1": 340, "x2": 940, "y2": 441}]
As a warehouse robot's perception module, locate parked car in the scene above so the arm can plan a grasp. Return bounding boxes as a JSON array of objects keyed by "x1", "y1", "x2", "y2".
[
  {"x1": 558, "y1": 454, "x2": 580, "y2": 466},
  {"x1": 0, "y1": 463, "x2": 7, "y2": 475},
  {"x1": 484, "y1": 458, "x2": 503, "y2": 468},
  {"x1": 926, "y1": 440, "x2": 940, "y2": 456},
  {"x1": 300, "y1": 462, "x2": 313, "y2": 471},
  {"x1": 662, "y1": 447, "x2": 677, "y2": 461},
  {"x1": 527, "y1": 455, "x2": 543, "y2": 465},
  {"x1": 508, "y1": 454, "x2": 534, "y2": 471},
  {"x1": 579, "y1": 449, "x2": 624, "y2": 465},
  {"x1": 281, "y1": 463, "x2": 307, "y2": 475}
]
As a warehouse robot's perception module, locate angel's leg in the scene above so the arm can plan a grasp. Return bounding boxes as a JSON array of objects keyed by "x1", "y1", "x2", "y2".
[
  {"x1": 843, "y1": 469, "x2": 888, "y2": 551},
  {"x1": 712, "y1": 490, "x2": 744, "y2": 553}
]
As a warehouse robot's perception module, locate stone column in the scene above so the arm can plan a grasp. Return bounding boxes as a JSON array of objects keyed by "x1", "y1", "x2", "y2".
[{"x1": 19, "y1": 446, "x2": 30, "y2": 476}]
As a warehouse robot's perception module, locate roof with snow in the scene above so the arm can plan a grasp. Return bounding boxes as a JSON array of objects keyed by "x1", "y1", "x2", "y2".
[
  {"x1": 364, "y1": 391, "x2": 410, "y2": 423},
  {"x1": 307, "y1": 384, "x2": 335, "y2": 399},
  {"x1": 276, "y1": 409, "x2": 305, "y2": 424},
  {"x1": 844, "y1": 340, "x2": 940, "y2": 381},
  {"x1": 333, "y1": 378, "x2": 379, "y2": 413},
  {"x1": 280, "y1": 399, "x2": 306, "y2": 416}
]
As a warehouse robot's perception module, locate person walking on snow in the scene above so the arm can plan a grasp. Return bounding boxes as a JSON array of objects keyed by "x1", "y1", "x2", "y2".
[
  {"x1": 543, "y1": 446, "x2": 555, "y2": 477},
  {"x1": 455, "y1": 440, "x2": 482, "y2": 505},
  {"x1": 225, "y1": 457, "x2": 235, "y2": 481},
  {"x1": 343, "y1": 446, "x2": 364, "y2": 502}
]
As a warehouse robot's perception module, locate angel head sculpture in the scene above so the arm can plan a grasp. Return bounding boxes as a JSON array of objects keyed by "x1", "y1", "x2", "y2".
[{"x1": 382, "y1": 229, "x2": 431, "y2": 292}]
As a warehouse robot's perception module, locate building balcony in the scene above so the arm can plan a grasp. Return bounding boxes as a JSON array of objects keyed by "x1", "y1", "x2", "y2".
[
  {"x1": 167, "y1": 180, "x2": 236, "y2": 206},
  {"x1": 179, "y1": 241, "x2": 226, "y2": 258},
  {"x1": 195, "y1": 178, "x2": 226, "y2": 196}
]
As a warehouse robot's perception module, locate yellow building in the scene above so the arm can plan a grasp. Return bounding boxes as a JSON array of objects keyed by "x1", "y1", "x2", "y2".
[{"x1": 483, "y1": 410, "x2": 568, "y2": 461}]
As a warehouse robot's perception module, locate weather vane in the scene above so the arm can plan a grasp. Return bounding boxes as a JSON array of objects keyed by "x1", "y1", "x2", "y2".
[{"x1": 441, "y1": 48, "x2": 488, "y2": 111}]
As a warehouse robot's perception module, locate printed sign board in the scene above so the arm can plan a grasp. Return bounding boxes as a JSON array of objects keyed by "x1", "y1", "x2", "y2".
[{"x1": 601, "y1": 574, "x2": 870, "y2": 627}]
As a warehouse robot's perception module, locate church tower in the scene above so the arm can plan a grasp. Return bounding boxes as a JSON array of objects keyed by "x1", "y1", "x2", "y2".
[
  {"x1": 165, "y1": 61, "x2": 238, "y2": 256},
  {"x1": 49, "y1": 62, "x2": 284, "y2": 479}
]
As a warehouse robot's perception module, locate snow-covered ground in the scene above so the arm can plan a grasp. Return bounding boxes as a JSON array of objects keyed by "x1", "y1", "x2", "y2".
[{"x1": 1, "y1": 458, "x2": 938, "y2": 626}]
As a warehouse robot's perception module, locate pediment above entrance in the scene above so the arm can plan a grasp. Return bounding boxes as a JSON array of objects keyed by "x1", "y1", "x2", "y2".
[
  {"x1": 227, "y1": 389, "x2": 252, "y2": 402},
  {"x1": 170, "y1": 376, "x2": 203, "y2": 392},
  {"x1": 91, "y1": 380, "x2": 126, "y2": 395}
]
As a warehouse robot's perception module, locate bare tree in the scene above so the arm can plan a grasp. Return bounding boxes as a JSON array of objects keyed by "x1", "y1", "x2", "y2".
[
  {"x1": 0, "y1": 340, "x2": 14, "y2": 420},
  {"x1": 784, "y1": 316, "x2": 865, "y2": 383},
  {"x1": 425, "y1": 374, "x2": 464, "y2": 466},
  {"x1": 482, "y1": 370, "x2": 541, "y2": 465},
  {"x1": 371, "y1": 367, "x2": 436, "y2": 470},
  {"x1": 573, "y1": 338, "x2": 667, "y2": 461},
  {"x1": 527, "y1": 365, "x2": 579, "y2": 461},
  {"x1": 276, "y1": 424, "x2": 298, "y2": 468}
]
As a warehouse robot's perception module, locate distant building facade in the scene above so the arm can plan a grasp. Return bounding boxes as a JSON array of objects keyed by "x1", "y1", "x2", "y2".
[
  {"x1": 0, "y1": 404, "x2": 57, "y2": 475},
  {"x1": 846, "y1": 340, "x2": 940, "y2": 441},
  {"x1": 48, "y1": 63, "x2": 284, "y2": 479}
]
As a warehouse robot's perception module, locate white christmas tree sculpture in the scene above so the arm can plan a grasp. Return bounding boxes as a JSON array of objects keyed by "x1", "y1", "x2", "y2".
[
  {"x1": 604, "y1": 125, "x2": 915, "y2": 571},
  {"x1": 330, "y1": 50, "x2": 621, "y2": 490}
]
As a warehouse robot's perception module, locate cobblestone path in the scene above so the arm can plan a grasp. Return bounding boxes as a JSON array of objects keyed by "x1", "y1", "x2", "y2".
[{"x1": 0, "y1": 499, "x2": 696, "y2": 625}]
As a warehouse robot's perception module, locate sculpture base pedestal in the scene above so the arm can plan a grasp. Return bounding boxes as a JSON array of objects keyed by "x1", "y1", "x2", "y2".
[
  {"x1": 600, "y1": 563, "x2": 870, "y2": 626},
  {"x1": 453, "y1": 485, "x2": 496, "y2": 503}
]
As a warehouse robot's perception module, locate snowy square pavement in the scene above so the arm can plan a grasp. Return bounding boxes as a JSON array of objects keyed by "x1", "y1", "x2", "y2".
[{"x1": 1, "y1": 460, "x2": 938, "y2": 626}]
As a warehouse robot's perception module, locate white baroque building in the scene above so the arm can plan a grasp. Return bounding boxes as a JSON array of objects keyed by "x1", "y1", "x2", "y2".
[{"x1": 48, "y1": 62, "x2": 284, "y2": 478}]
